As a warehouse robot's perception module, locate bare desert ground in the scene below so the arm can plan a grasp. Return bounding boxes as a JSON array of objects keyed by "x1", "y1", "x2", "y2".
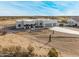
[
  {"x1": 0, "y1": 20, "x2": 79, "y2": 57},
  {"x1": 0, "y1": 20, "x2": 16, "y2": 26},
  {"x1": 18, "y1": 29, "x2": 79, "y2": 57}
]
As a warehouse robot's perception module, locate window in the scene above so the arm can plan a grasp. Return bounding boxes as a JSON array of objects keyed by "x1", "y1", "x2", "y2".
[
  {"x1": 24, "y1": 24, "x2": 29, "y2": 29},
  {"x1": 18, "y1": 24, "x2": 21, "y2": 27},
  {"x1": 31, "y1": 24, "x2": 33, "y2": 28},
  {"x1": 40, "y1": 23, "x2": 42, "y2": 25},
  {"x1": 45, "y1": 23, "x2": 52, "y2": 27},
  {"x1": 53, "y1": 23, "x2": 56, "y2": 26}
]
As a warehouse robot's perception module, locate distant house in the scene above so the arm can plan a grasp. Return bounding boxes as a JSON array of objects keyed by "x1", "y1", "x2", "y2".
[
  {"x1": 62, "y1": 18, "x2": 79, "y2": 27},
  {"x1": 71, "y1": 17, "x2": 79, "y2": 27},
  {"x1": 54, "y1": 18, "x2": 79, "y2": 27},
  {"x1": 16, "y1": 18, "x2": 58, "y2": 30}
]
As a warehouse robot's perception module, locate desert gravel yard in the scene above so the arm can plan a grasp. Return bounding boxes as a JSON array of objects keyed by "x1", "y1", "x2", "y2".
[{"x1": 23, "y1": 27, "x2": 79, "y2": 57}]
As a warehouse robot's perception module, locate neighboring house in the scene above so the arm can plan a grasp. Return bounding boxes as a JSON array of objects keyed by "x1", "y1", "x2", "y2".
[
  {"x1": 71, "y1": 17, "x2": 79, "y2": 26},
  {"x1": 56, "y1": 18, "x2": 79, "y2": 27},
  {"x1": 16, "y1": 19, "x2": 58, "y2": 30},
  {"x1": 65, "y1": 18, "x2": 79, "y2": 27}
]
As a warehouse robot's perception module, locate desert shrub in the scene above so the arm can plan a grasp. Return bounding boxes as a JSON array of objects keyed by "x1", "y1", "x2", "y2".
[
  {"x1": 2, "y1": 47, "x2": 9, "y2": 54},
  {"x1": 8, "y1": 45, "x2": 21, "y2": 56},
  {"x1": 1, "y1": 45, "x2": 35, "y2": 57},
  {"x1": 19, "y1": 51, "x2": 29, "y2": 57},
  {"x1": 0, "y1": 30, "x2": 7, "y2": 35},
  {"x1": 8, "y1": 45, "x2": 21, "y2": 52},
  {"x1": 48, "y1": 48, "x2": 58, "y2": 57},
  {"x1": 1, "y1": 45, "x2": 22, "y2": 56},
  {"x1": 10, "y1": 45, "x2": 35, "y2": 57},
  {"x1": 27, "y1": 45, "x2": 35, "y2": 57},
  {"x1": 27, "y1": 45, "x2": 34, "y2": 53}
]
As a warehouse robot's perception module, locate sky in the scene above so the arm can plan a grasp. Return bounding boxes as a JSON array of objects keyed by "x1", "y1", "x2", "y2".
[{"x1": 0, "y1": 1, "x2": 79, "y2": 16}]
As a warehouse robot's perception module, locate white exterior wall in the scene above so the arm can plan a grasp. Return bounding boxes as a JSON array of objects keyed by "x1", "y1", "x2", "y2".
[
  {"x1": 76, "y1": 22, "x2": 79, "y2": 26},
  {"x1": 16, "y1": 20, "x2": 24, "y2": 29},
  {"x1": 35, "y1": 20, "x2": 43, "y2": 26},
  {"x1": 16, "y1": 19, "x2": 58, "y2": 29},
  {"x1": 23, "y1": 19, "x2": 36, "y2": 29},
  {"x1": 52, "y1": 19, "x2": 59, "y2": 26},
  {"x1": 23, "y1": 19, "x2": 35, "y2": 25},
  {"x1": 42, "y1": 19, "x2": 58, "y2": 28},
  {"x1": 67, "y1": 19, "x2": 78, "y2": 26},
  {"x1": 42, "y1": 20, "x2": 52, "y2": 28}
]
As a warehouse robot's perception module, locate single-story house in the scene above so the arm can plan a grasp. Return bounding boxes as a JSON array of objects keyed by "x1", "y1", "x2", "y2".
[{"x1": 16, "y1": 19, "x2": 58, "y2": 30}]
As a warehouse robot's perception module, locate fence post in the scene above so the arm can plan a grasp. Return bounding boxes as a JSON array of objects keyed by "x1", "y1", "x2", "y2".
[
  {"x1": 48, "y1": 30, "x2": 54, "y2": 42},
  {"x1": 52, "y1": 30, "x2": 54, "y2": 39},
  {"x1": 48, "y1": 34, "x2": 52, "y2": 42}
]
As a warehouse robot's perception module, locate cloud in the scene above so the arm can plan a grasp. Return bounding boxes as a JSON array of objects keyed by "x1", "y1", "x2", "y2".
[{"x1": 0, "y1": 1, "x2": 78, "y2": 16}]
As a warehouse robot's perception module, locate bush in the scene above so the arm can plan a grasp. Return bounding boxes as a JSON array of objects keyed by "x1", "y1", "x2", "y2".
[
  {"x1": 2, "y1": 47, "x2": 9, "y2": 54},
  {"x1": 27, "y1": 45, "x2": 34, "y2": 52},
  {"x1": 1, "y1": 45, "x2": 35, "y2": 57},
  {"x1": 1, "y1": 45, "x2": 22, "y2": 56},
  {"x1": 0, "y1": 30, "x2": 7, "y2": 35},
  {"x1": 48, "y1": 48, "x2": 58, "y2": 57},
  {"x1": 27, "y1": 45, "x2": 35, "y2": 57}
]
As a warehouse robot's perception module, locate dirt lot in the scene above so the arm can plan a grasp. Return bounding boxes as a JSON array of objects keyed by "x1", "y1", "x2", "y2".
[
  {"x1": 0, "y1": 20, "x2": 16, "y2": 26},
  {"x1": 0, "y1": 20, "x2": 79, "y2": 57},
  {"x1": 13, "y1": 28, "x2": 79, "y2": 57}
]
